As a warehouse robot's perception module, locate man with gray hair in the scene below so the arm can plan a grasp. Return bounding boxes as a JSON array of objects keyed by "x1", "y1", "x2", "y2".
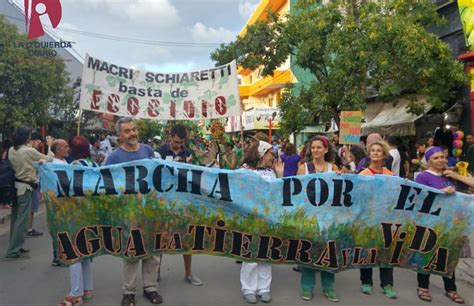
[
  {"x1": 105, "y1": 117, "x2": 162, "y2": 305},
  {"x1": 51, "y1": 139, "x2": 69, "y2": 164}
]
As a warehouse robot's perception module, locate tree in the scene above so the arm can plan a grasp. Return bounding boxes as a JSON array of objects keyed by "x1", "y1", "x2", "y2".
[
  {"x1": 0, "y1": 16, "x2": 71, "y2": 138},
  {"x1": 135, "y1": 119, "x2": 165, "y2": 141},
  {"x1": 211, "y1": 0, "x2": 467, "y2": 134},
  {"x1": 48, "y1": 77, "x2": 81, "y2": 139}
]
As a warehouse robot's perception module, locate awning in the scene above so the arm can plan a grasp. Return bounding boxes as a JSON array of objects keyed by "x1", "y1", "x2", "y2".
[{"x1": 361, "y1": 96, "x2": 432, "y2": 136}]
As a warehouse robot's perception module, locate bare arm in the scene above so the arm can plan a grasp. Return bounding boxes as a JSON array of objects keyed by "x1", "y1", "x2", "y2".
[
  {"x1": 229, "y1": 153, "x2": 237, "y2": 170},
  {"x1": 444, "y1": 170, "x2": 474, "y2": 188},
  {"x1": 296, "y1": 163, "x2": 306, "y2": 176}
]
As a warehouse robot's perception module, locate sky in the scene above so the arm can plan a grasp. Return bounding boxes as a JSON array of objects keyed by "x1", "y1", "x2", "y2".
[{"x1": 13, "y1": 0, "x2": 260, "y2": 72}]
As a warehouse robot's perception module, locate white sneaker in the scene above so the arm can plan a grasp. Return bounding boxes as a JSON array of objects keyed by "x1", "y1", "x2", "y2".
[
  {"x1": 260, "y1": 292, "x2": 271, "y2": 303},
  {"x1": 184, "y1": 275, "x2": 203, "y2": 286},
  {"x1": 243, "y1": 294, "x2": 257, "y2": 304}
]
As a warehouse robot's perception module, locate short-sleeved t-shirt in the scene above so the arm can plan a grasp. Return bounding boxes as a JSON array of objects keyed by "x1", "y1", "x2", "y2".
[
  {"x1": 105, "y1": 144, "x2": 154, "y2": 166},
  {"x1": 415, "y1": 170, "x2": 454, "y2": 190},
  {"x1": 280, "y1": 154, "x2": 301, "y2": 177},
  {"x1": 156, "y1": 144, "x2": 191, "y2": 163}
]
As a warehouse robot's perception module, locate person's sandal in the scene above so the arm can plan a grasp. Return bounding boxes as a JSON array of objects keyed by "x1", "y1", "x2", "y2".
[
  {"x1": 83, "y1": 290, "x2": 93, "y2": 301},
  {"x1": 417, "y1": 288, "x2": 432, "y2": 302},
  {"x1": 58, "y1": 296, "x2": 83, "y2": 306},
  {"x1": 445, "y1": 291, "x2": 465, "y2": 304},
  {"x1": 143, "y1": 290, "x2": 163, "y2": 304}
]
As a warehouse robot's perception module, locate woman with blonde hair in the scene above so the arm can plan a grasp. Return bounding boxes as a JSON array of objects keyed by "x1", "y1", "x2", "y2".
[{"x1": 358, "y1": 141, "x2": 397, "y2": 299}]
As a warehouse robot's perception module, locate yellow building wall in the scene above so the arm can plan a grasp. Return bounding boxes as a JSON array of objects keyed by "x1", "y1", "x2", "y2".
[{"x1": 239, "y1": 0, "x2": 292, "y2": 116}]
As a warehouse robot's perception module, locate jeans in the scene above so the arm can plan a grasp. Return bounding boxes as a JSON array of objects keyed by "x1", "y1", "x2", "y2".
[
  {"x1": 69, "y1": 260, "x2": 93, "y2": 297},
  {"x1": 300, "y1": 267, "x2": 335, "y2": 292}
]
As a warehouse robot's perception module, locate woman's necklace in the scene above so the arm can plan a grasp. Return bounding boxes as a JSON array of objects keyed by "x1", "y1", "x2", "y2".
[{"x1": 313, "y1": 161, "x2": 326, "y2": 173}]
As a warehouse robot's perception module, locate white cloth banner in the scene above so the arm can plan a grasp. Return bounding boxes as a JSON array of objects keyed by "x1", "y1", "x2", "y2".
[{"x1": 80, "y1": 55, "x2": 241, "y2": 120}]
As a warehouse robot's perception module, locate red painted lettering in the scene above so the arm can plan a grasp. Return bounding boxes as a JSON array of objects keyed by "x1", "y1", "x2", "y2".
[
  {"x1": 215, "y1": 96, "x2": 226, "y2": 115},
  {"x1": 127, "y1": 97, "x2": 139, "y2": 116},
  {"x1": 107, "y1": 94, "x2": 120, "y2": 113},
  {"x1": 147, "y1": 99, "x2": 160, "y2": 117}
]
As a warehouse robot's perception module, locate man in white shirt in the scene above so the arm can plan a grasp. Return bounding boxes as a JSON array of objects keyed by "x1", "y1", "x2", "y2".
[
  {"x1": 100, "y1": 132, "x2": 113, "y2": 160},
  {"x1": 50, "y1": 139, "x2": 69, "y2": 266},
  {"x1": 51, "y1": 139, "x2": 69, "y2": 164},
  {"x1": 387, "y1": 136, "x2": 401, "y2": 177}
]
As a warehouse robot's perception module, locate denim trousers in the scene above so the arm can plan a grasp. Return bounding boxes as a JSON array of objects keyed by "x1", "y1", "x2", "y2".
[{"x1": 69, "y1": 260, "x2": 93, "y2": 297}]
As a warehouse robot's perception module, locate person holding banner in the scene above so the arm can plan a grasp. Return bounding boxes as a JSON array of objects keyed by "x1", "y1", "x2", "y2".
[
  {"x1": 415, "y1": 146, "x2": 465, "y2": 304},
  {"x1": 296, "y1": 136, "x2": 339, "y2": 302},
  {"x1": 156, "y1": 124, "x2": 204, "y2": 287},
  {"x1": 239, "y1": 140, "x2": 277, "y2": 304},
  {"x1": 57, "y1": 136, "x2": 96, "y2": 306},
  {"x1": 358, "y1": 141, "x2": 398, "y2": 299},
  {"x1": 105, "y1": 117, "x2": 163, "y2": 306}
]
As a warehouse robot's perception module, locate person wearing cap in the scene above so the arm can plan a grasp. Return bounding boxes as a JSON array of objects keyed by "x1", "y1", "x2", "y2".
[
  {"x1": 250, "y1": 132, "x2": 269, "y2": 144},
  {"x1": 415, "y1": 146, "x2": 465, "y2": 304},
  {"x1": 239, "y1": 140, "x2": 277, "y2": 303},
  {"x1": 296, "y1": 136, "x2": 339, "y2": 302}
]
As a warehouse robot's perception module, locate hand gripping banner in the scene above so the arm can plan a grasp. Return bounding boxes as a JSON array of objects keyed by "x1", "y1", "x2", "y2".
[
  {"x1": 38, "y1": 160, "x2": 474, "y2": 276},
  {"x1": 79, "y1": 55, "x2": 241, "y2": 120}
]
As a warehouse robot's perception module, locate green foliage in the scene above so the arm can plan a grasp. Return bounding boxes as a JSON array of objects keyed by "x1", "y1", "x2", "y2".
[
  {"x1": 135, "y1": 119, "x2": 165, "y2": 140},
  {"x1": 48, "y1": 77, "x2": 81, "y2": 139},
  {"x1": 0, "y1": 16, "x2": 71, "y2": 137},
  {"x1": 211, "y1": 0, "x2": 467, "y2": 134}
]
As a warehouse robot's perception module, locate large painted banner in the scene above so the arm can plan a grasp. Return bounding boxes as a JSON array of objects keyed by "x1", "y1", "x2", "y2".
[
  {"x1": 80, "y1": 55, "x2": 241, "y2": 120},
  {"x1": 38, "y1": 160, "x2": 474, "y2": 276},
  {"x1": 458, "y1": 0, "x2": 474, "y2": 51}
]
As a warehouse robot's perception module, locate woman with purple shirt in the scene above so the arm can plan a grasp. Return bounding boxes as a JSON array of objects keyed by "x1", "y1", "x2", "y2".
[
  {"x1": 415, "y1": 146, "x2": 464, "y2": 304},
  {"x1": 280, "y1": 143, "x2": 301, "y2": 177}
]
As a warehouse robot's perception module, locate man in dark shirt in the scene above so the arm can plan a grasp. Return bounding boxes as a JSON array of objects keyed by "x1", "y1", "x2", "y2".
[
  {"x1": 156, "y1": 124, "x2": 204, "y2": 286},
  {"x1": 156, "y1": 125, "x2": 192, "y2": 163},
  {"x1": 106, "y1": 117, "x2": 162, "y2": 306}
]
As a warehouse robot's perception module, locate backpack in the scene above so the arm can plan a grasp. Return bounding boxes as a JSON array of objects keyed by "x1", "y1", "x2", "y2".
[{"x1": 0, "y1": 159, "x2": 15, "y2": 188}]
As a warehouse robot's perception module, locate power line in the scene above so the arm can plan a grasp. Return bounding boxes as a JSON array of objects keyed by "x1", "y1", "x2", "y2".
[{"x1": 0, "y1": 13, "x2": 226, "y2": 47}]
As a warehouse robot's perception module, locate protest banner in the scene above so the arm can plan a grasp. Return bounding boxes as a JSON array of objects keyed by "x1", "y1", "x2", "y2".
[
  {"x1": 339, "y1": 111, "x2": 362, "y2": 144},
  {"x1": 38, "y1": 159, "x2": 474, "y2": 276},
  {"x1": 79, "y1": 55, "x2": 241, "y2": 120},
  {"x1": 458, "y1": 0, "x2": 474, "y2": 51}
]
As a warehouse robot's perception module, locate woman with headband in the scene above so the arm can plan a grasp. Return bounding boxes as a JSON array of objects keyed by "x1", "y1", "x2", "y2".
[
  {"x1": 415, "y1": 146, "x2": 464, "y2": 304},
  {"x1": 296, "y1": 135, "x2": 339, "y2": 302},
  {"x1": 239, "y1": 140, "x2": 277, "y2": 304}
]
